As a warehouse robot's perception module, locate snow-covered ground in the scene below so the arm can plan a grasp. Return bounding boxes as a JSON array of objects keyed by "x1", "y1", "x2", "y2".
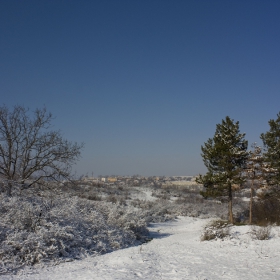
[{"x1": 4, "y1": 217, "x2": 280, "y2": 280}]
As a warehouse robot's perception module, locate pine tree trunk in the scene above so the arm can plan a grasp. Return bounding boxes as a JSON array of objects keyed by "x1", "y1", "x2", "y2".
[
  {"x1": 249, "y1": 186, "x2": 253, "y2": 225},
  {"x1": 228, "y1": 183, "x2": 234, "y2": 223}
]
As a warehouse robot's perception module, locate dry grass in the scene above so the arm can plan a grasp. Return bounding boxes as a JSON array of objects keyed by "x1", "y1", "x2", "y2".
[{"x1": 251, "y1": 225, "x2": 272, "y2": 240}]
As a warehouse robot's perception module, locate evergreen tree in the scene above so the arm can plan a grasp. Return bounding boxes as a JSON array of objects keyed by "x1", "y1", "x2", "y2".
[
  {"x1": 196, "y1": 116, "x2": 248, "y2": 223},
  {"x1": 260, "y1": 112, "x2": 280, "y2": 190},
  {"x1": 245, "y1": 143, "x2": 264, "y2": 224}
]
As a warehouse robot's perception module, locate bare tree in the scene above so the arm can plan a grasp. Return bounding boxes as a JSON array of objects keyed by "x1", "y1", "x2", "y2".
[{"x1": 0, "y1": 105, "x2": 83, "y2": 195}]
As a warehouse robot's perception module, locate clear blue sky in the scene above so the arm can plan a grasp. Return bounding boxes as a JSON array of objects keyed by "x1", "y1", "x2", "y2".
[{"x1": 1, "y1": 0, "x2": 280, "y2": 176}]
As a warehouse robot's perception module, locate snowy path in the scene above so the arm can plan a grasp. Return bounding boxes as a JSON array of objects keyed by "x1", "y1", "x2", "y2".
[{"x1": 3, "y1": 217, "x2": 280, "y2": 280}]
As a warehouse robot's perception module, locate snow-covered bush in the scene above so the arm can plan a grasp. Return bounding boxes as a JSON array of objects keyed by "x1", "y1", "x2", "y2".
[
  {"x1": 129, "y1": 195, "x2": 230, "y2": 222},
  {"x1": 151, "y1": 190, "x2": 171, "y2": 200},
  {"x1": 175, "y1": 194, "x2": 204, "y2": 204},
  {"x1": 201, "y1": 220, "x2": 231, "y2": 241},
  {"x1": 107, "y1": 207, "x2": 148, "y2": 240},
  {"x1": 130, "y1": 199, "x2": 173, "y2": 222},
  {"x1": 0, "y1": 192, "x2": 149, "y2": 273}
]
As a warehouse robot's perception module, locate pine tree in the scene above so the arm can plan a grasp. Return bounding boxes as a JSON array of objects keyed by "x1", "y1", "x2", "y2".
[
  {"x1": 260, "y1": 112, "x2": 280, "y2": 191},
  {"x1": 196, "y1": 116, "x2": 249, "y2": 223},
  {"x1": 245, "y1": 143, "x2": 264, "y2": 224}
]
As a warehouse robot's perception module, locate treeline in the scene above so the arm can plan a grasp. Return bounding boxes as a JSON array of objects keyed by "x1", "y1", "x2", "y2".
[{"x1": 196, "y1": 113, "x2": 280, "y2": 225}]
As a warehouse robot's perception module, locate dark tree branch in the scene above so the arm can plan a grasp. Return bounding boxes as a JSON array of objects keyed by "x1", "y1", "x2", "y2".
[{"x1": 0, "y1": 105, "x2": 83, "y2": 195}]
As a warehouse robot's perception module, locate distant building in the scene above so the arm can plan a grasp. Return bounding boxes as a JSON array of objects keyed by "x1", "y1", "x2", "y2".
[
  {"x1": 82, "y1": 177, "x2": 99, "y2": 184},
  {"x1": 107, "y1": 177, "x2": 117, "y2": 183}
]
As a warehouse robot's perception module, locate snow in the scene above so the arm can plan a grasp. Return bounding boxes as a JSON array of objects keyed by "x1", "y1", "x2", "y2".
[
  {"x1": 4, "y1": 217, "x2": 280, "y2": 280},
  {"x1": 132, "y1": 187, "x2": 157, "y2": 201}
]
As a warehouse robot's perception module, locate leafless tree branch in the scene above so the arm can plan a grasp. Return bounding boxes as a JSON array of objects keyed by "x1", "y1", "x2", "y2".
[{"x1": 0, "y1": 105, "x2": 83, "y2": 195}]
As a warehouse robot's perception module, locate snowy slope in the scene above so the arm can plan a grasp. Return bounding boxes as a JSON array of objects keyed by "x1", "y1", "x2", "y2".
[{"x1": 3, "y1": 217, "x2": 280, "y2": 280}]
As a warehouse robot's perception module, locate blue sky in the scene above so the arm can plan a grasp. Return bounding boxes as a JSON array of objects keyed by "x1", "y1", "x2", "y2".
[{"x1": 1, "y1": 0, "x2": 280, "y2": 176}]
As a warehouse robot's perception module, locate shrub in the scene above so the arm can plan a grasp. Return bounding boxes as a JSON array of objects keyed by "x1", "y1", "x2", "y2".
[
  {"x1": 106, "y1": 195, "x2": 118, "y2": 204},
  {"x1": 201, "y1": 220, "x2": 231, "y2": 241},
  {"x1": 252, "y1": 197, "x2": 280, "y2": 226},
  {"x1": 0, "y1": 193, "x2": 149, "y2": 273},
  {"x1": 251, "y1": 225, "x2": 272, "y2": 240},
  {"x1": 175, "y1": 194, "x2": 204, "y2": 204},
  {"x1": 87, "y1": 193, "x2": 102, "y2": 201}
]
